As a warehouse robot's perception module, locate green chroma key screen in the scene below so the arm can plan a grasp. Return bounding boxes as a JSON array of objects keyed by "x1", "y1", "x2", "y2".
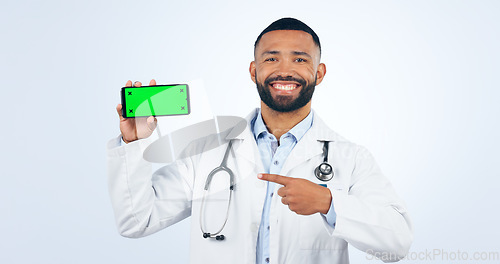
[{"x1": 121, "y1": 84, "x2": 190, "y2": 118}]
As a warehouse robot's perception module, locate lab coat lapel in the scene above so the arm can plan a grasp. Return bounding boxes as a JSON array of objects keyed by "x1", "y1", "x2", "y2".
[
  {"x1": 225, "y1": 109, "x2": 264, "y2": 173},
  {"x1": 224, "y1": 109, "x2": 267, "y2": 226},
  {"x1": 280, "y1": 112, "x2": 339, "y2": 176}
]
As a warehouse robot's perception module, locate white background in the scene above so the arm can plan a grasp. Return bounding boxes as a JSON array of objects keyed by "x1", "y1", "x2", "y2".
[{"x1": 1, "y1": 0, "x2": 499, "y2": 263}]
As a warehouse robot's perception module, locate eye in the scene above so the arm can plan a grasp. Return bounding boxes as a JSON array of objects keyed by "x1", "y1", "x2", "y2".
[
  {"x1": 295, "y1": 58, "x2": 307, "y2": 63},
  {"x1": 265, "y1": 58, "x2": 277, "y2": 62}
]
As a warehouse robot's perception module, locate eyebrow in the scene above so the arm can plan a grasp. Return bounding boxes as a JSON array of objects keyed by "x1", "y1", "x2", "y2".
[
  {"x1": 261, "y1": 50, "x2": 313, "y2": 59},
  {"x1": 261, "y1": 50, "x2": 280, "y2": 56},
  {"x1": 292, "y1": 51, "x2": 312, "y2": 59}
]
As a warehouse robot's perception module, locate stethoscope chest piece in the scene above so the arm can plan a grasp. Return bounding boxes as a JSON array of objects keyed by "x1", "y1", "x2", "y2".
[{"x1": 315, "y1": 162, "x2": 334, "y2": 181}]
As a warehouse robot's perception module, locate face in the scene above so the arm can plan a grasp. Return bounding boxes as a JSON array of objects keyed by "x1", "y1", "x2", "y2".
[{"x1": 250, "y1": 30, "x2": 326, "y2": 112}]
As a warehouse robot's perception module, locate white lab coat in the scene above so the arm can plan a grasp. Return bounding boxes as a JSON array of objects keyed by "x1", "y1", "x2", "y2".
[{"x1": 107, "y1": 109, "x2": 413, "y2": 264}]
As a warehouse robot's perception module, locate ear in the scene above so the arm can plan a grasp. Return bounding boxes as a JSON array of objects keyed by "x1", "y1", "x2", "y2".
[
  {"x1": 315, "y1": 63, "x2": 326, "y2": 85},
  {"x1": 249, "y1": 61, "x2": 256, "y2": 84}
]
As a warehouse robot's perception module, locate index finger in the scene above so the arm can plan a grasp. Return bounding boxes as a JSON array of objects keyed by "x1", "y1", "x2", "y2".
[{"x1": 258, "y1": 173, "x2": 292, "y2": 185}]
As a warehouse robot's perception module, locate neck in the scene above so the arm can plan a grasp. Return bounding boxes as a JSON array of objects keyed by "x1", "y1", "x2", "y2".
[{"x1": 260, "y1": 102, "x2": 311, "y2": 140}]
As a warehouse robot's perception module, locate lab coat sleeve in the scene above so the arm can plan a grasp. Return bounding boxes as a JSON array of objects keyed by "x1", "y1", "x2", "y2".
[
  {"x1": 107, "y1": 135, "x2": 194, "y2": 238},
  {"x1": 328, "y1": 146, "x2": 413, "y2": 262},
  {"x1": 320, "y1": 199, "x2": 337, "y2": 227}
]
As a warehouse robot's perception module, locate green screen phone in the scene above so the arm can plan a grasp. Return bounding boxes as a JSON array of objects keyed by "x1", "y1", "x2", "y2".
[{"x1": 121, "y1": 84, "x2": 190, "y2": 118}]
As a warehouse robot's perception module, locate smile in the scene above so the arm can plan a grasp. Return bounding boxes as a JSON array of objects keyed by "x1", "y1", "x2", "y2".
[{"x1": 272, "y1": 83, "x2": 299, "y2": 91}]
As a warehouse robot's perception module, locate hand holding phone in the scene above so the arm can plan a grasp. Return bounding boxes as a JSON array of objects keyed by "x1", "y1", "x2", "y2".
[{"x1": 116, "y1": 80, "x2": 158, "y2": 143}]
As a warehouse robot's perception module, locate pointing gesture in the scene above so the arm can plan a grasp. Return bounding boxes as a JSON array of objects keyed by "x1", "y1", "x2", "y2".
[{"x1": 258, "y1": 173, "x2": 332, "y2": 215}]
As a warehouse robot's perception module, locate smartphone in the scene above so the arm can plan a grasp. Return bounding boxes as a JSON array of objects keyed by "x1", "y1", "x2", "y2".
[{"x1": 121, "y1": 84, "x2": 190, "y2": 118}]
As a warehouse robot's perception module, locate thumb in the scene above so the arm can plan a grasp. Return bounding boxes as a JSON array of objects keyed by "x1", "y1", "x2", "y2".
[{"x1": 146, "y1": 116, "x2": 157, "y2": 131}]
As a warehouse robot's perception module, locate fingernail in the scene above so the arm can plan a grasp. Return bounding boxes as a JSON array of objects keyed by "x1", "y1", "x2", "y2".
[{"x1": 257, "y1": 173, "x2": 263, "y2": 179}]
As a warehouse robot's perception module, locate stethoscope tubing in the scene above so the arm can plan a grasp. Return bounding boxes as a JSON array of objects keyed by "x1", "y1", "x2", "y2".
[
  {"x1": 200, "y1": 140, "x2": 235, "y2": 239},
  {"x1": 200, "y1": 139, "x2": 334, "y2": 240}
]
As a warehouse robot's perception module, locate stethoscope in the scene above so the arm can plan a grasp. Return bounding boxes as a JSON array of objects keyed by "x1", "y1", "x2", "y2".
[
  {"x1": 200, "y1": 140, "x2": 334, "y2": 241},
  {"x1": 200, "y1": 140, "x2": 235, "y2": 241}
]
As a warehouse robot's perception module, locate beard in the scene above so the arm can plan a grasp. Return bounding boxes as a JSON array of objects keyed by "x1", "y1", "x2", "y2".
[{"x1": 256, "y1": 73, "x2": 316, "y2": 112}]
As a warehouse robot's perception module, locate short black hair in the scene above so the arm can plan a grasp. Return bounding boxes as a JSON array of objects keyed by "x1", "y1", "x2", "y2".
[{"x1": 254, "y1": 17, "x2": 321, "y2": 55}]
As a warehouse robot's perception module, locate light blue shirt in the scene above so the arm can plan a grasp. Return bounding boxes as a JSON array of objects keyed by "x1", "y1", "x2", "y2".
[{"x1": 252, "y1": 110, "x2": 336, "y2": 264}]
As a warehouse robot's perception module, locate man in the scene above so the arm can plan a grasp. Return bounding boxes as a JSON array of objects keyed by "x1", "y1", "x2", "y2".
[{"x1": 108, "y1": 18, "x2": 413, "y2": 263}]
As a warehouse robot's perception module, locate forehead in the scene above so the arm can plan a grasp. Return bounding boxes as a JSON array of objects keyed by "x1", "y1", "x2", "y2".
[{"x1": 255, "y1": 30, "x2": 318, "y2": 56}]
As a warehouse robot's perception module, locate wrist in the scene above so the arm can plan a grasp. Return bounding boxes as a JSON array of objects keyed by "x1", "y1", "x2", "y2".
[
  {"x1": 122, "y1": 136, "x2": 137, "y2": 144},
  {"x1": 319, "y1": 187, "x2": 332, "y2": 214}
]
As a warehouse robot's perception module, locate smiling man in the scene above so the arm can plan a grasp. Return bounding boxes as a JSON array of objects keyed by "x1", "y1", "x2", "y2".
[{"x1": 108, "y1": 18, "x2": 413, "y2": 264}]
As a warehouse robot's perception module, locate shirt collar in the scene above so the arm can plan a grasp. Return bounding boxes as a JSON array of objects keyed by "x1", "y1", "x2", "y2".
[
  {"x1": 251, "y1": 108, "x2": 314, "y2": 141},
  {"x1": 251, "y1": 109, "x2": 269, "y2": 140},
  {"x1": 288, "y1": 110, "x2": 313, "y2": 141}
]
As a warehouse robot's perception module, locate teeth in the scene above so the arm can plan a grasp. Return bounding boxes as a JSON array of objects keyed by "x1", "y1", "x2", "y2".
[{"x1": 273, "y1": 84, "x2": 297, "y2": 91}]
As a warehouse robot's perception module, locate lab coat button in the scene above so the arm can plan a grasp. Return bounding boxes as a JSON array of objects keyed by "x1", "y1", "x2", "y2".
[{"x1": 265, "y1": 257, "x2": 270, "y2": 263}]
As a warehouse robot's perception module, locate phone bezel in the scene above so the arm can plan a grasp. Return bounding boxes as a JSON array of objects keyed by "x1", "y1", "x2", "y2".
[{"x1": 121, "y1": 84, "x2": 191, "y2": 118}]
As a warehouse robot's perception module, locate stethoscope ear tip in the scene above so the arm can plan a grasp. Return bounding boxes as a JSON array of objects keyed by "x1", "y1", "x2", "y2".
[{"x1": 203, "y1": 232, "x2": 225, "y2": 240}]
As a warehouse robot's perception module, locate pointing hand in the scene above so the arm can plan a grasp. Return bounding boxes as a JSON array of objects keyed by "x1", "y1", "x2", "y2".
[{"x1": 258, "y1": 173, "x2": 332, "y2": 215}]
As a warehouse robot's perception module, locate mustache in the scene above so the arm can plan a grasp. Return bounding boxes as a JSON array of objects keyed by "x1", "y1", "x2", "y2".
[{"x1": 264, "y1": 76, "x2": 307, "y2": 86}]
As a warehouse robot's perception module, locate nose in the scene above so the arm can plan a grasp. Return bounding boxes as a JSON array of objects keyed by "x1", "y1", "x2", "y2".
[{"x1": 275, "y1": 60, "x2": 294, "y2": 78}]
